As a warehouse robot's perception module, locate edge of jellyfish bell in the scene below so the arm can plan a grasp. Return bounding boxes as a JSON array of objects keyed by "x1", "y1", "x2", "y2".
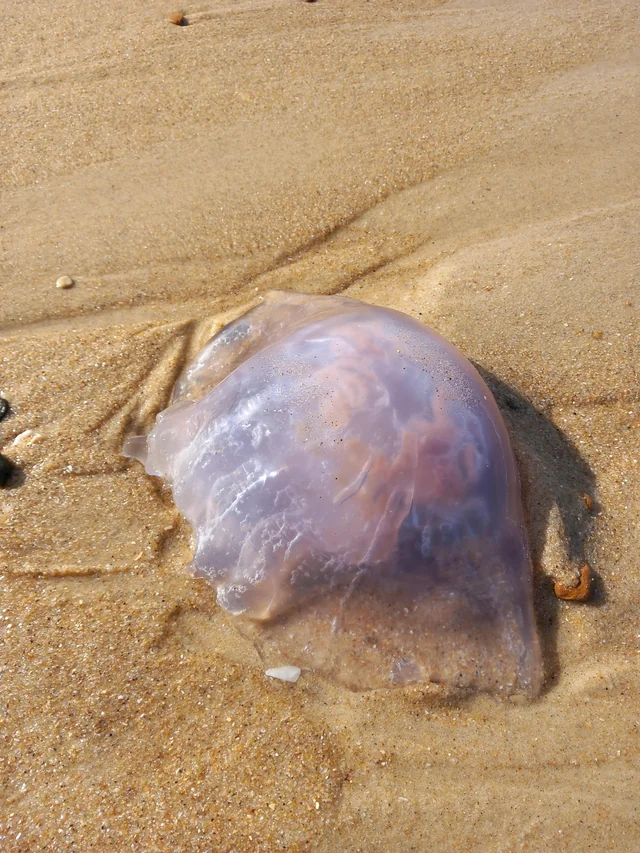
[{"x1": 122, "y1": 435, "x2": 149, "y2": 466}]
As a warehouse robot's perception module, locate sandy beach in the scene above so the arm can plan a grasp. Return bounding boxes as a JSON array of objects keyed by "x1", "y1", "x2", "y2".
[{"x1": 1, "y1": 0, "x2": 639, "y2": 850}]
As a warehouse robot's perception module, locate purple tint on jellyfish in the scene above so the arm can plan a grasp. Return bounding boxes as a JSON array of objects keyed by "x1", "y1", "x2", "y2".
[{"x1": 124, "y1": 291, "x2": 542, "y2": 695}]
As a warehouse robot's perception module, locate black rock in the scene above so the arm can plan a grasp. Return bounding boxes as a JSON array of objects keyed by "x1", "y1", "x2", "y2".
[
  {"x1": 0, "y1": 397, "x2": 9, "y2": 421},
  {"x1": 0, "y1": 454, "x2": 12, "y2": 487}
]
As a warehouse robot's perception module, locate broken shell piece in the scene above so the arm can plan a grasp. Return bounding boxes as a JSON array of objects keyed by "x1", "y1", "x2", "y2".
[
  {"x1": 124, "y1": 291, "x2": 542, "y2": 695},
  {"x1": 265, "y1": 666, "x2": 302, "y2": 683},
  {"x1": 12, "y1": 430, "x2": 43, "y2": 447}
]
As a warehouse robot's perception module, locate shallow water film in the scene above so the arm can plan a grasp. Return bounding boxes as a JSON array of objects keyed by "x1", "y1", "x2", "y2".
[{"x1": 124, "y1": 291, "x2": 542, "y2": 694}]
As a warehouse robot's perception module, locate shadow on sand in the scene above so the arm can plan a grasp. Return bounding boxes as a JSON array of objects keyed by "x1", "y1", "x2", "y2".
[{"x1": 477, "y1": 366, "x2": 601, "y2": 692}]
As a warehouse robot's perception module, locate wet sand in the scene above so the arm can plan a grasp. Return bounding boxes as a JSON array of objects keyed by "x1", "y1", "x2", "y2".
[{"x1": 1, "y1": 0, "x2": 639, "y2": 850}]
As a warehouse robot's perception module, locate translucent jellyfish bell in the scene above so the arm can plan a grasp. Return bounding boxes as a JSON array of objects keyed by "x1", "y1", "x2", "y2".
[{"x1": 124, "y1": 291, "x2": 542, "y2": 695}]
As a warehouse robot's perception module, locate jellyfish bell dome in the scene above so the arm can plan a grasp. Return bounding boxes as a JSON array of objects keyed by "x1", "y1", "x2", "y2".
[{"x1": 124, "y1": 291, "x2": 542, "y2": 695}]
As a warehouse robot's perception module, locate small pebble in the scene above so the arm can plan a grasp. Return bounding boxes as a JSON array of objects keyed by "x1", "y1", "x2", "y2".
[
  {"x1": 582, "y1": 492, "x2": 594, "y2": 512},
  {"x1": 56, "y1": 275, "x2": 74, "y2": 289},
  {"x1": 265, "y1": 666, "x2": 301, "y2": 683},
  {"x1": 169, "y1": 12, "x2": 185, "y2": 25},
  {"x1": 0, "y1": 397, "x2": 9, "y2": 421},
  {"x1": 554, "y1": 563, "x2": 592, "y2": 602},
  {"x1": 0, "y1": 454, "x2": 13, "y2": 487},
  {"x1": 591, "y1": 330, "x2": 603, "y2": 340}
]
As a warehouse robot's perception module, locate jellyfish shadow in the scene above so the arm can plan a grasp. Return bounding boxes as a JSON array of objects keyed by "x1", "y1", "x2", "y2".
[{"x1": 475, "y1": 366, "x2": 601, "y2": 692}]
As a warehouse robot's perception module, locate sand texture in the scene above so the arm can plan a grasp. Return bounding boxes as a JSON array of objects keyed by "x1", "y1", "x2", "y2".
[{"x1": 1, "y1": 0, "x2": 639, "y2": 850}]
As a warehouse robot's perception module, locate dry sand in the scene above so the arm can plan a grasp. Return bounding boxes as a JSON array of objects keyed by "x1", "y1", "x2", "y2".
[{"x1": 1, "y1": 0, "x2": 639, "y2": 850}]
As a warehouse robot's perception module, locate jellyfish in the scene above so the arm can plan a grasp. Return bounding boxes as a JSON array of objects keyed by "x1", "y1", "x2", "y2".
[{"x1": 124, "y1": 291, "x2": 542, "y2": 694}]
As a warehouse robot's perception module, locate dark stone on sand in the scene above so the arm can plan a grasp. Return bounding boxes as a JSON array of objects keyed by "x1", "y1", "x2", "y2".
[
  {"x1": 0, "y1": 454, "x2": 13, "y2": 487},
  {"x1": 0, "y1": 397, "x2": 8, "y2": 421}
]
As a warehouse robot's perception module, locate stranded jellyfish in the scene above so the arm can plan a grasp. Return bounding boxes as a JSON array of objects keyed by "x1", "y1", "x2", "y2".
[{"x1": 124, "y1": 291, "x2": 542, "y2": 695}]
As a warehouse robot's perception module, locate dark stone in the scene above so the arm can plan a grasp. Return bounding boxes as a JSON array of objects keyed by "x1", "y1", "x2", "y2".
[
  {"x1": 0, "y1": 454, "x2": 13, "y2": 487},
  {"x1": 0, "y1": 397, "x2": 9, "y2": 421}
]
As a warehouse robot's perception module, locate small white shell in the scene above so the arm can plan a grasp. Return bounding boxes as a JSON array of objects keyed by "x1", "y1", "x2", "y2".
[{"x1": 265, "y1": 666, "x2": 302, "y2": 683}]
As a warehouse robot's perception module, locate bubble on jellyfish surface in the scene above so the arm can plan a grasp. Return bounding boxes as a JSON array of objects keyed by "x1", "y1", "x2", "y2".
[{"x1": 124, "y1": 291, "x2": 542, "y2": 695}]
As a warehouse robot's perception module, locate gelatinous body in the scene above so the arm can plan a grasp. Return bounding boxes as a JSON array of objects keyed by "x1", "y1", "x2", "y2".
[{"x1": 124, "y1": 291, "x2": 542, "y2": 694}]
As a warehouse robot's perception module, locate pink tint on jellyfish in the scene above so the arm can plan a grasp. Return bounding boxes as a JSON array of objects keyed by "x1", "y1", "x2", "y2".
[{"x1": 124, "y1": 291, "x2": 542, "y2": 695}]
